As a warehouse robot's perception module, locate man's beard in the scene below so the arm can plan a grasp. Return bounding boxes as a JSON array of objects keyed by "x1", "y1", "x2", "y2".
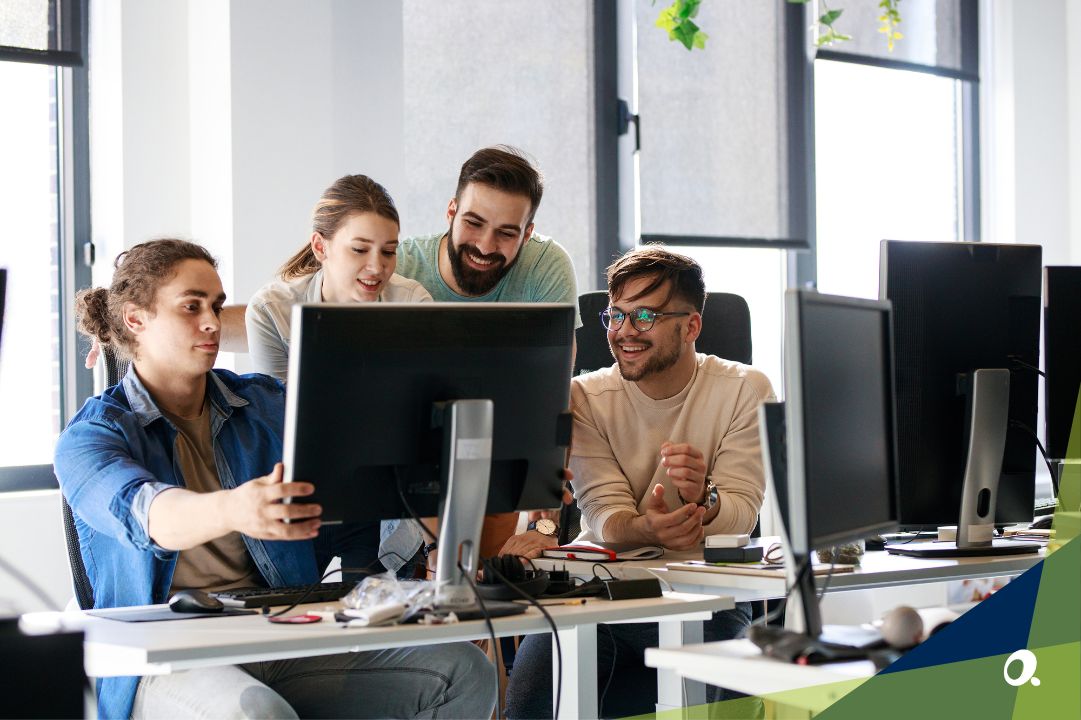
[
  {"x1": 610, "y1": 321, "x2": 683, "y2": 382},
  {"x1": 445, "y1": 227, "x2": 516, "y2": 296}
]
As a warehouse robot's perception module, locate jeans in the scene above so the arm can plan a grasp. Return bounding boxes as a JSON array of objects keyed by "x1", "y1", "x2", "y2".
[
  {"x1": 131, "y1": 643, "x2": 495, "y2": 719},
  {"x1": 505, "y1": 604, "x2": 754, "y2": 719}
]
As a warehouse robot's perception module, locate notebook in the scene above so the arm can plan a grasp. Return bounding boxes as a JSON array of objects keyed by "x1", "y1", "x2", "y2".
[
  {"x1": 666, "y1": 560, "x2": 856, "y2": 578},
  {"x1": 542, "y1": 542, "x2": 664, "y2": 562}
]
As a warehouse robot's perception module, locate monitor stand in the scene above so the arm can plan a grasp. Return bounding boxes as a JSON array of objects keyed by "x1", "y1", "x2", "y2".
[
  {"x1": 888, "y1": 369, "x2": 1039, "y2": 558},
  {"x1": 430, "y1": 399, "x2": 527, "y2": 618}
]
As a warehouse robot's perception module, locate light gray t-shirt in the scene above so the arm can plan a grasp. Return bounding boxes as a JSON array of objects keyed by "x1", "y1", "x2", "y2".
[
  {"x1": 245, "y1": 269, "x2": 431, "y2": 382},
  {"x1": 397, "y1": 232, "x2": 582, "y2": 327}
]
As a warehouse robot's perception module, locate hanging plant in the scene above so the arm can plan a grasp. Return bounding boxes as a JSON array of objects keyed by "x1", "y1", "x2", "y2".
[{"x1": 653, "y1": 0, "x2": 904, "y2": 52}]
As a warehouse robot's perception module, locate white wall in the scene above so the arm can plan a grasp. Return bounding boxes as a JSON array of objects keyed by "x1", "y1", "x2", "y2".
[
  {"x1": 0, "y1": 491, "x2": 73, "y2": 613},
  {"x1": 983, "y1": 0, "x2": 1081, "y2": 265}
]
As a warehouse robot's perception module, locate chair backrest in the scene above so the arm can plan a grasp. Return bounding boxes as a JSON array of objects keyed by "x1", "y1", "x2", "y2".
[
  {"x1": 573, "y1": 290, "x2": 753, "y2": 376},
  {"x1": 62, "y1": 495, "x2": 94, "y2": 609}
]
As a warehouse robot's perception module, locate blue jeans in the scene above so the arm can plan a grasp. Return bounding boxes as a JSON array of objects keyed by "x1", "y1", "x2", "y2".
[
  {"x1": 132, "y1": 643, "x2": 495, "y2": 719},
  {"x1": 505, "y1": 604, "x2": 754, "y2": 719}
]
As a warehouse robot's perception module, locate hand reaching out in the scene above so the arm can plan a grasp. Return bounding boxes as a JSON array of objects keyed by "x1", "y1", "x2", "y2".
[{"x1": 224, "y1": 463, "x2": 322, "y2": 540}]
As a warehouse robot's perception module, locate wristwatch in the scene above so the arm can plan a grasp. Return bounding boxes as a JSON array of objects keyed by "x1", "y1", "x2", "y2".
[
  {"x1": 527, "y1": 518, "x2": 559, "y2": 537},
  {"x1": 682, "y1": 481, "x2": 719, "y2": 510}
]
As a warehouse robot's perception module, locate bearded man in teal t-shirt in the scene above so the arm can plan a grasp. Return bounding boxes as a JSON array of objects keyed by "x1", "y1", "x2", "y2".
[{"x1": 396, "y1": 145, "x2": 581, "y2": 328}]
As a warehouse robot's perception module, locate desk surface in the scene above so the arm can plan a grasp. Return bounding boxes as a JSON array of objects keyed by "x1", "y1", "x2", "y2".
[
  {"x1": 21, "y1": 591, "x2": 730, "y2": 678},
  {"x1": 645, "y1": 639, "x2": 875, "y2": 712},
  {"x1": 536, "y1": 547, "x2": 1044, "y2": 601}
]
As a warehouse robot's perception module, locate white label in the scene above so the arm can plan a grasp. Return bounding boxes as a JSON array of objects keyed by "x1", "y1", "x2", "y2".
[{"x1": 456, "y1": 438, "x2": 492, "y2": 460}]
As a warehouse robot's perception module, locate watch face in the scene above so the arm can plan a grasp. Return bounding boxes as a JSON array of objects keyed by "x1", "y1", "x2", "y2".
[{"x1": 536, "y1": 518, "x2": 557, "y2": 536}]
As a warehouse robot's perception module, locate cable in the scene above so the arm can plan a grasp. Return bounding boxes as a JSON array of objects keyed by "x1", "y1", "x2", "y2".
[
  {"x1": 753, "y1": 554, "x2": 810, "y2": 628},
  {"x1": 455, "y1": 561, "x2": 503, "y2": 720},
  {"x1": 592, "y1": 563, "x2": 616, "y2": 580},
  {"x1": 395, "y1": 468, "x2": 439, "y2": 545},
  {"x1": 1008, "y1": 355, "x2": 1046, "y2": 377},
  {"x1": 484, "y1": 558, "x2": 564, "y2": 720},
  {"x1": 0, "y1": 554, "x2": 59, "y2": 611},
  {"x1": 1009, "y1": 420, "x2": 1060, "y2": 497},
  {"x1": 265, "y1": 551, "x2": 407, "y2": 619},
  {"x1": 599, "y1": 623, "x2": 617, "y2": 717},
  {"x1": 816, "y1": 556, "x2": 837, "y2": 601}
]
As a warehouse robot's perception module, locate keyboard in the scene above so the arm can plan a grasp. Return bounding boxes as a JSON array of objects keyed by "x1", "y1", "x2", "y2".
[{"x1": 210, "y1": 581, "x2": 356, "y2": 608}]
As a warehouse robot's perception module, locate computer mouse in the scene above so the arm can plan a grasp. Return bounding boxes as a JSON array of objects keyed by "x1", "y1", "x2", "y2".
[
  {"x1": 169, "y1": 589, "x2": 225, "y2": 614},
  {"x1": 1030, "y1": 514, "x2": 1054, "y2": 530}
]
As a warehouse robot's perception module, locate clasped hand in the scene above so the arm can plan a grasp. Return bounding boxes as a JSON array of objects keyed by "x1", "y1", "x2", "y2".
[{"x1": 639, "y1": 484, "x2": 705, "y2": 550}]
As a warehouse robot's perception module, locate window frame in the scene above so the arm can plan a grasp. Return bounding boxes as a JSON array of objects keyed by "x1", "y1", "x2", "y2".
[
  {"x1": 804, "y1": 0, "x2": 981, "y2": 287},
  {"x1": 0, "y1": 0, "x2": 92, "y2": 493},
  {"x1": 604, "y1": 0, "x2": 815, "y2": 279}
]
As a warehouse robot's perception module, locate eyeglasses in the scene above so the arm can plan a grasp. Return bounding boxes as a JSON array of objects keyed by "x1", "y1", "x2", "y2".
[{"x1": 599, "y1": 306, "x2": 691, "y2": 332}]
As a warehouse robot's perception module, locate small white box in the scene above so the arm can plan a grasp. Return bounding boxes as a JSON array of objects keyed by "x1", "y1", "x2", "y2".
[{"x1": 705, "y1": 533, "x2": 750, "y2": 549}]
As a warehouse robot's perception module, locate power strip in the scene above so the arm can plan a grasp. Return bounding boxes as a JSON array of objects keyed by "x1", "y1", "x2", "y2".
[{"x1": 602, "y1": 577, "x2": 662, "y2": 601}]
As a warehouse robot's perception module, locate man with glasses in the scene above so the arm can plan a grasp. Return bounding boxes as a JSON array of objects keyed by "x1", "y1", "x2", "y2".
[{"x1": 505, "y1": 246, "x2": 775, "y2": 719}]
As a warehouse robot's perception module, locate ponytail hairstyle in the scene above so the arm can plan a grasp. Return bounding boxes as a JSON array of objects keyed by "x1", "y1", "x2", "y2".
[
  {"x1": 279, "y1": 174, "x2": 400, "y2": 280},
  {"x1": 75, "y1": 239, "x2": 218, "y2": 361}
]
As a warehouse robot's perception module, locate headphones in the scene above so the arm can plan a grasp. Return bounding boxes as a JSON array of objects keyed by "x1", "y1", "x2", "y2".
[{"x1": 476, "y1": 554, "x2": 550, "y2": 601}]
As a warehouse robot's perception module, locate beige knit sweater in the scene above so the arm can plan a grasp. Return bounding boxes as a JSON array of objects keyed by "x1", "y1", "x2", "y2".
[{"x1": 570, "y1": 354, "x2": 776, "y2": 543}]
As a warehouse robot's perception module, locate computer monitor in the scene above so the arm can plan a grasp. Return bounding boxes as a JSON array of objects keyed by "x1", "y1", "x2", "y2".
[
  {"x1": 1044, "y1": 266, "x2": 1081, "y2": 465},
  {"x1": 780, "y1": 289, "x2": 900, "y2": 638},
  {"x1": 282, "y1": 303, "x2": 575, "y2": 606},
  {"x1": 0, "y1": 268, "x2": 6, "y2": 349},
  {"x1": 881, "y1": 240, "x2": 1042, "y2": 552}
]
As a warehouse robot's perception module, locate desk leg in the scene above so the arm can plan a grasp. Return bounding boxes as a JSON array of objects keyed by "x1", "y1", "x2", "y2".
[
  {"x1": 656, "y1": 619, "x2": 706, "y2": 714},
  {"x1": 554, "y1": 623, "x2": 597, "y2": 720}
]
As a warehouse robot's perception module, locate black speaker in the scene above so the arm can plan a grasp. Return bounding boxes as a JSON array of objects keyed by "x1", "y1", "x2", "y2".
[{"x1": 476, "y1": 555, "x2": 549, "y2": 601}]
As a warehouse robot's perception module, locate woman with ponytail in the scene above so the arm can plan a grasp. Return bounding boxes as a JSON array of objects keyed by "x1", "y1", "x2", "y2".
[{"x1": 246, "y1": 174, "x2": 430, "y2": 382}]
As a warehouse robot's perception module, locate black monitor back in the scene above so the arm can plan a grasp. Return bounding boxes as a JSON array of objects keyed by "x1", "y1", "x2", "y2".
[
  {"x1": 0, "y1": 267, "x2": 6, "y2": 349},
  {"x1": 282, "y1": 303, "x2": 575, "y2": 522},
  {"x1": 1044, "y1": 266, "x2": 1081, "y2": 460},
  {"x1": 785, "y1": 291, "x2": 900, "y2": 553},
  {"x1": 881, "y1": 240, "x2": 1042, "y2": 527}
]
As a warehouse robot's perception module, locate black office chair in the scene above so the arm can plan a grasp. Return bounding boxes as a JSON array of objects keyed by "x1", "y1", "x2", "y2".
[
  {"x1": 61, "y1": 343, "x2": 132, "y2": 610},
  {"x1": 573, "y1": 290, "x2": 753, "y2": 376}
]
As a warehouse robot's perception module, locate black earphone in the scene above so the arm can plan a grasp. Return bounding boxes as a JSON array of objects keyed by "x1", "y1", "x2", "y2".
[{"x1": 476, "y1": 554, "x2": 550, "y2": 601}]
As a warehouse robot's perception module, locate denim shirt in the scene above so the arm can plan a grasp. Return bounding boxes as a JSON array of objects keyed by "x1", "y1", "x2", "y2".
[{"x1": 54, "y1": 368, "x2": 318, "y2": 720}]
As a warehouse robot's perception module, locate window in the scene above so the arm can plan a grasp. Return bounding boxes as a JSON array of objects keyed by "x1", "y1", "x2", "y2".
[
  {"x1": 0, "y1": 0, "x2": 90, "y2": 492},
  {"x1": 611, "y1": 1, "x2": 813, "y2": 391},
  {"x1": 398, "y1": 0, "x2": 597, "y2": 291},
  {"x1": 812, "y1": 0, "x2": 979, "y2": 299},
  {"x1": 814, "y1": 60, "x2": 965, "y2": 299}
]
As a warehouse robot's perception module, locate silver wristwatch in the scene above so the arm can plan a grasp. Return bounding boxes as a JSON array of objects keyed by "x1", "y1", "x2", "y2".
[{"x1": 684, "y1": 481, "x2": 718, "y2": 510}]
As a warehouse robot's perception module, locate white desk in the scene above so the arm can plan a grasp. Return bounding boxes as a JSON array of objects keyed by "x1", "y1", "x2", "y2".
[
  {"x1": 22, "y1": 591, "x2": 730, "y2": 720},
  {"x1": 537, "y1": 548, "x2": 1044, "y2": 602},
  {"x1": 645, "y1": 639, "x2": 875, "y2": 714}
]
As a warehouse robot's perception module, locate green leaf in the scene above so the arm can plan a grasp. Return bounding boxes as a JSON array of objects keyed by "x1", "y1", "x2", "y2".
[
  {"x1": 693, "y1": 30, "x2": 708, "y2": 49},
  {"x1": 820, "y1": 9, "x2": 843, "y2": 25}
]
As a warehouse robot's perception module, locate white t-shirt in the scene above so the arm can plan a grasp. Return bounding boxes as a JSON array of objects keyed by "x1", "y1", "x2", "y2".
[{"x1": 246, "y1": 268, "x2": 431, "y2": 381}]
